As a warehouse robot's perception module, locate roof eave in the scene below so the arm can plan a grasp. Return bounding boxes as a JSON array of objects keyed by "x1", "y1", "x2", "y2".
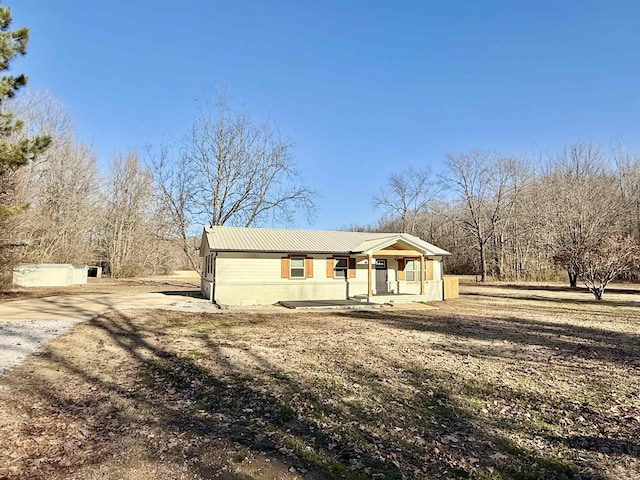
[{"x1": 210, "y1": 249, "x2": 355, "y2": 255}]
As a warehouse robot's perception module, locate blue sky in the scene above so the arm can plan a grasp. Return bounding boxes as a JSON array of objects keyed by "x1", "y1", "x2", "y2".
[{"x1": 11, "y1": 1, "x2": 640, "y2": 229}]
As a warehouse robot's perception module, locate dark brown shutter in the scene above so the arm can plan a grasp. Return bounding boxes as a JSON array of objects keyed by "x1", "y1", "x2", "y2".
[
  {"x1": 326, "y1": 258, "x2": 334, "y2": 278},
  {"x1": 397, "y1": 258, "x2": 405, "y2": 281},
  {"x1": 281, "y1": 257, "x2": 290, "y2": 279},
  {"x1": 305, "y1": 257, "x2": 314, "y2": 278},
  {"x1": 348, "y1": 257, "x2": 356, "y2": 278}
]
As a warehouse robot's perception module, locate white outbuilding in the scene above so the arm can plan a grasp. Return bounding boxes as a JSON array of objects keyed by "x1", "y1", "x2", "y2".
[{"x1": 13, "y1": 264, "x2": 89, "y2": 287}]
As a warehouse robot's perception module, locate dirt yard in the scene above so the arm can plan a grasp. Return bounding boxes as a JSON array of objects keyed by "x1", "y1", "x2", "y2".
[{"x1": 0, "y1": 282, "x2": 639, "y2": 479}]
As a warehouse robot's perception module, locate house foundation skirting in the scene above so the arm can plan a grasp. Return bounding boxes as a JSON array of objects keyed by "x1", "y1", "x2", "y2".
[{"x1": 351, "y1": 294, "x2": 430, "y2": 304}]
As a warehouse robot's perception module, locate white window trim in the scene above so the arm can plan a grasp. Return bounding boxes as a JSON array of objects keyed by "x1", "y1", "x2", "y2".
[
  {"x1": 290, "y1": 256, "x2": 306, "y2": 279},
  {"x1": 334, "y1": 256, "x2": 348, "y2": 278},
  {"x1": 405, "y1": 258, "x2": 420, "y2": 282}
]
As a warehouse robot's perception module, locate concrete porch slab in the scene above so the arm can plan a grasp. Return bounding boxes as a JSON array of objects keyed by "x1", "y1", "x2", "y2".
[
  {"x1": 351, "y1": 294, "x2": 430, "y2": 304},
  {"x1": 279, "y1": 299, "x2": 379, "y2": 309},
  {"x1": 388, "y1": 302, "x2": 438, "y2": 310}
]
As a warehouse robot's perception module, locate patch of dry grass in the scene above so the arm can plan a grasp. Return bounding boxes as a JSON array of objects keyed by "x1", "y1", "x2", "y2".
[
  {"x1": 0, "y1": 274, "x2": 201, "y2": 303},
  {"x1": 1, "y1": 283, "x2": 639, "y2": 479}
]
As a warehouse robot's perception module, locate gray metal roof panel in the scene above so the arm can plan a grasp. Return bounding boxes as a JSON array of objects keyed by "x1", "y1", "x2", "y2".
[{"x1": 203, "y1": 226, "x2": 451, "y2": 256}]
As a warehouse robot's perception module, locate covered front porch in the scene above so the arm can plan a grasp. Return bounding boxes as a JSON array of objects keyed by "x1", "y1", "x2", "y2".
[{"x1": 352, "y1": 234, "x2": 444, "y2": 302}]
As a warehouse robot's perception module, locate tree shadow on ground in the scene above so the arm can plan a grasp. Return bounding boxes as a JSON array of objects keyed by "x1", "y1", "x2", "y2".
[
  {"x1": 338, "y1": 310, "x2": 640, "y2": 367},
  {"x1": 474, "y1": 283, "x2": 640, "y2": 296},
  {"x1": 559, "y1": 436, "x2": 640, "y2": 458},
  {"x1": 463, "y1": 290, "x2": 640, "y2": 308},
  {"x1": 0, "y1": 309, "x2": 609, "y2": 479},
  {"x1": 1, "y1": 310, "x2": 402, "y2": 479},
  {"x1": 155, "y1": 289, "x2": 204, "y2": 298}
]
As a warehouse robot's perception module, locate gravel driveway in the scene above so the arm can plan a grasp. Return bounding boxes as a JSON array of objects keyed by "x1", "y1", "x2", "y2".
[
  {"x1": 0, "y1": 319, "x2": 82, "y2": 375},
  {"x1": 0, "y1": 293, "x2": 216, "y2": 376}
]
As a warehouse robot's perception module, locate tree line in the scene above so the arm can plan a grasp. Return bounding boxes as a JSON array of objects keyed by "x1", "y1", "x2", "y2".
[
  {"x1": 0, "y1": 90, "x2": 316, "y2": 284},
  {"x1": 371, "y1": 144, "x2": 640, "y2": 299},
  {"x1": 3, "y1": 87, "x2": 638, "y2": 297}
]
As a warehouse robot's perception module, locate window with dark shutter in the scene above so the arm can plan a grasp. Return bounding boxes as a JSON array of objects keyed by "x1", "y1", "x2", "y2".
[
  {"x1": 397, "y1": 258, "x2": 405, "y2": 281},
  {"x1": 348, "y1": 257, "x2": 356, "y2": 278},
  {"x1": 334, "y1": 257, "x2": 348, "y2": 278}
]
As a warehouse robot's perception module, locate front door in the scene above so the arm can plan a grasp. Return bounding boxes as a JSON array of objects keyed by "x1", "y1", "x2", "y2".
[{"x1": 375, "y1": 259, "x2": 388, "y2": 294}]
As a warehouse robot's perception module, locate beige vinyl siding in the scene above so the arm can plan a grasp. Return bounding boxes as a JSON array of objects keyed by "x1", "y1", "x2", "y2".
[{"x1": 214, "y1": 253, "x2": 370, "y2": 305}]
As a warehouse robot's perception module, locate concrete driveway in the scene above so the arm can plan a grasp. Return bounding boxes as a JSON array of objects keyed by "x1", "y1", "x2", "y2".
[{"x1": 0, "y1": 292, "x2": 216, "y2": 376}]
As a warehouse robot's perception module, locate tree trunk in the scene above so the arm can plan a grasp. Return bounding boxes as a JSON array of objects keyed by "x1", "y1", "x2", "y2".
[
  {"x1": 479, "y1": 241, "x2": 487, "y2": 282},
  {"x1": 568, "y1": 270, "x2": 578, "y2": 288}
]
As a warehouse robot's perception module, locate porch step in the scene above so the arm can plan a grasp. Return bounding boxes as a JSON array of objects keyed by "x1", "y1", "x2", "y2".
[
  {"x1": 350, "y1": 295, "x2": 369, "y2": 303},
  {"x1": 350, "y1": 294, "x2": 425, "y2": 305}
]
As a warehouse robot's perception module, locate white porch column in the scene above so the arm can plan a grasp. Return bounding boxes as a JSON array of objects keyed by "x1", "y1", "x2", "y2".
[
  {"x1": 420, "y1": 255, "x2": 425, "y2": 295},
  {"x1": 367, "y1": 254, "x2": 373, "y2": 297}
]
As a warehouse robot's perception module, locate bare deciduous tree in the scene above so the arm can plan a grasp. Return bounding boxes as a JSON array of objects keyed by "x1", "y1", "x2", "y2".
[
  {"x1": 373, "y1": 141, "x2": 639, "y2": 288},
  {"x1": 21, "y1": 142, "x2": 99, "y2": 263},
  {"x1": 100, "y1": 153, "x2": 156, "y2": 278},
  {"x1": 372, "y1": 168, "x2": 442, "y2": 235},
  {"x1": 568, "y1": 235, "x2": 640, "y2": 300},
  {"x1": 443, "y1": 151, "x2": 520, "y2": 282},
  {"x1": 149, "y1": 144, "x2": 201, "y2": 272},
  {"x1": 150, "y1": 96, "x2": 315, "y2": 270},
  {"x1": 614, "y1": 145, "x2": 640, "y2": 243},
  {"x1": 8, "y1": 91, "x2": 99, "y2": 265},
  {"x1": 2, "y1": 92, "x2": 98, "y2": 263},
  {"x1": 543, "y1": 142, "x2": 623, "y2": 287}
]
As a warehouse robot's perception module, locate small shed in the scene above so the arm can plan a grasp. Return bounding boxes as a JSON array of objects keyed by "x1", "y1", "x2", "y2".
[
  {"x1": 71, "y1": 265, "x2": 89, "y2": 285},
  {"x1": 13, "y1": 264, "x2": 88, "y2": 287}
]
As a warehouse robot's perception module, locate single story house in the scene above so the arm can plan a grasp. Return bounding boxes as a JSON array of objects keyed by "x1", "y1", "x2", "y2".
[{"x1": 200, "y1": 226, "x2": 452, "y2": 306}]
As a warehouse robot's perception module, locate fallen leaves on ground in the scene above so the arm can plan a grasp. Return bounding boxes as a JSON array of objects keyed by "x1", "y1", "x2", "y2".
[{"x1": 0, "y1": 282, "x2": 639, "y2": 479}]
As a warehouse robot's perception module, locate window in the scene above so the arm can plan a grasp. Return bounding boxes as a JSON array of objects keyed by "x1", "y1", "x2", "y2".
[
  {"x1": 334, "y1": 257, "x2": 348, "y2": 278},
  {"x1": 405, "y1": 259, "x2": 419, "y2": 282},
  {"x1": 204, "y1": 255, "x2": 212, "y2": 276},
  {"x1": 290, "y1": 257, "x2": 305, "y2": 278}
]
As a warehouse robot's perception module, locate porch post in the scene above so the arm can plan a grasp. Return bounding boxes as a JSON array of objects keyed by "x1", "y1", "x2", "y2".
[
  {"x1": 367, "y1": 254, "x2": 373, "y2": 297},
  {"x1": 420, "y1": 255, "x2": 425, "y2": 295}
]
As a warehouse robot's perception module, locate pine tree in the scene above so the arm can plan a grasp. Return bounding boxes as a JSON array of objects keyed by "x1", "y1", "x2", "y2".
[
  {"x1": 0, "y1": 3, "x2": 50, "y2": 221},
  {"x1": 0, "y1": 3, "x2": 50, "y2": 285}
]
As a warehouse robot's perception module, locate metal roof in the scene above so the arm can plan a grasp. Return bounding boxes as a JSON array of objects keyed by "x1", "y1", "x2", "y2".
[{"x1": 202, "y1": 226, "x2": 451, "y2": 256}]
